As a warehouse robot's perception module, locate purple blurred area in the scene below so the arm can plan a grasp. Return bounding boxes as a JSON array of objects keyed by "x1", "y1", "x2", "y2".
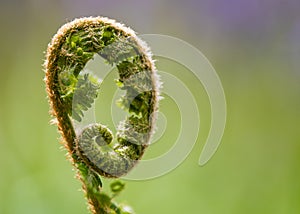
[{"x1": 1, "y1": 0, "x2": 299, "y2": 77}]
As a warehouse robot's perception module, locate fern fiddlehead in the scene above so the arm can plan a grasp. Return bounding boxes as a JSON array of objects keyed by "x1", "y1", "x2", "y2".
[{"x1": 45, "y1": 17, "x2": 160, "y2": 213}]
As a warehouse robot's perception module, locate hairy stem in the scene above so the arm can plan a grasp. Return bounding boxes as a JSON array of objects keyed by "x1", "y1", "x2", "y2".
[{"x1": 44, "y1": 17, "x2": 160, "y2": 214}]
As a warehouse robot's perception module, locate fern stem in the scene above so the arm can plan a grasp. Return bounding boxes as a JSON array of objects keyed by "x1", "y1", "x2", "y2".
[{"x1": 44, "y1": 17, "x2": 160, "y2": 214}]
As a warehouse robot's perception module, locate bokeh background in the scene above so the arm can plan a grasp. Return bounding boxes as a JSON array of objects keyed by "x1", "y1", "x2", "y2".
[{"x1": 1, "y1": 0, "x2": 300, "y2": 213}]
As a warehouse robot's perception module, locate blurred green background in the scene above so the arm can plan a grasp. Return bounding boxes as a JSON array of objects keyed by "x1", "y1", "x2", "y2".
[{"x1": 1, "y1": 0, "x2": 300, "y2": 213}]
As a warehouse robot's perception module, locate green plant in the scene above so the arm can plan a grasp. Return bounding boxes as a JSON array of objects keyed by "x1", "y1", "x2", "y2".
[{"x1": 44, "y1": 17, "x2": 160, "y2": 214}]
